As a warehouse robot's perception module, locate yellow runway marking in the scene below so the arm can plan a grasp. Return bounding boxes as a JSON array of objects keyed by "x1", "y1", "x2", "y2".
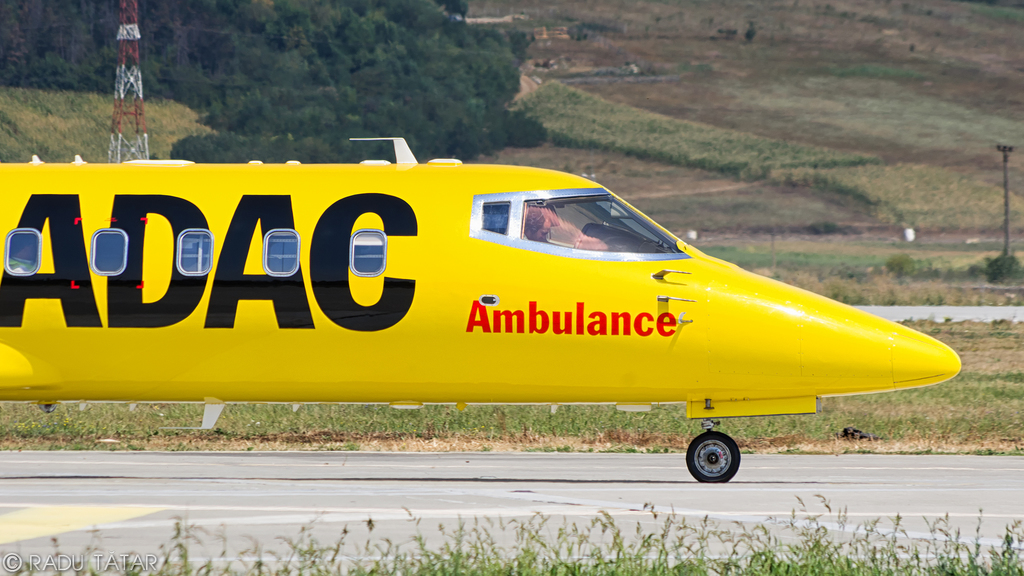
[{"x1": 0, "y1": 506, "x2": 164, "y2": 544}]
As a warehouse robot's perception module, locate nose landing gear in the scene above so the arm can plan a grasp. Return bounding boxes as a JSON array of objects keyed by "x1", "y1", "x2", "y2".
[{"x1": 686, "y1": 419, "x2": 740, "y2": 483}]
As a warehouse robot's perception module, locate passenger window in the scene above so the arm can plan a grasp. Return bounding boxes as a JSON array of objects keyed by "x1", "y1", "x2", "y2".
[
  {"x1": 91, "y1": 229, "x2": 129, "y2": 276},
  {"x1": 176, "y1": 229, "x2": 214, "y2": 276},
  {"x1": 482, "y1": 202, "x2": 510, "y2": 235},
  {"x1": 263, "y1": 229, "x2": 300, "y2": 277},
  {"x1": 350, "y1": 229, "x2": 387, "y2": 277},
  {"x1": 5, "y1": 229, "x2": 42, "y2": 276}
]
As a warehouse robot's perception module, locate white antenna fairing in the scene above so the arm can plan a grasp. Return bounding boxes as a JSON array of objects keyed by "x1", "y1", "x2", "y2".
[{"x1": 350, "y1": 137, "x2": 418, "y2": 165}]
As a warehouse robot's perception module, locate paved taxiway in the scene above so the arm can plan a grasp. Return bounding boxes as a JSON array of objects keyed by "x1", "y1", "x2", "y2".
[
  {"x1": 0, "y1": 452, "x2": 1021, "y2": 558},
  {"x1": 856, "y1": 305, "x2": 1024, "y2": 323}
]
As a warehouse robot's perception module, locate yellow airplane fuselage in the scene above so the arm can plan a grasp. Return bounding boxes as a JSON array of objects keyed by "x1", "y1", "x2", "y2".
[{"x1": 0, "y1": 162, "x2": 960, "y2": 419}]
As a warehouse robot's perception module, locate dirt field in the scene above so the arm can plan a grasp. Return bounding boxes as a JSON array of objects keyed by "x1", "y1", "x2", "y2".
[{"x1": 480, "y1": 0, "x2": 1024, "y2": 188}]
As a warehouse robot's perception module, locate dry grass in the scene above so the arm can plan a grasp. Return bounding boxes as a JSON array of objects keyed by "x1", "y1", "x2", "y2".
[
  {"x1": 1, "y1": 431, "x2": 1022, "y2": 456},
  {"x1": 584, "y1": 74, "x2": 1024, "y2": 183},
  {"x1": 772, "y1": 164, "x2": 1022, "y2": 231},
  {"x1": 775, "y1": 272, "x2": 1023, "y2": 307},
  {"x1": 910, "y1": 319, "x2": 1024, "y2": 375},
  {"x1": 706, "y1": 77, "x2": 1024, "y2": 167},
  {"x1": 515, "y1": 82, "x2": 879, "y2": 179},
  {"x1": 0, "y1": 87, "x2": 212, "y2": 163}
]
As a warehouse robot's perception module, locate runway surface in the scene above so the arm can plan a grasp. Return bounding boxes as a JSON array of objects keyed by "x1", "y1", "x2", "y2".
[
  {"x1": 856, "y1": 305, "x2": 1024, "y2": 323},
  {"x1": 0, "y1": 452, "x2": 1021, "y2": 560}
]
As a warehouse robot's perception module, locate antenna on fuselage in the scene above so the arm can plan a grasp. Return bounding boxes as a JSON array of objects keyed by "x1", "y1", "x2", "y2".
[{"x1": 350, "y1": 137, "x2": 418, "y2": 165}]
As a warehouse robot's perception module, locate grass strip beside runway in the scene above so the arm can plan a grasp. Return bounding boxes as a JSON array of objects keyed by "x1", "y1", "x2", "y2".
[
  {"x1": 42, "y1": 513, "x2": 1024, "y2": 575},
  {"x1": 0, "y1": 369, "x2": 1021, "y2": 455}
]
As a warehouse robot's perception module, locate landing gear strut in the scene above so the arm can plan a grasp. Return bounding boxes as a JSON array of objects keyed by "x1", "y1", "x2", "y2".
[{"x1": 686, "y1": 419, "x2": 740, "y2": 483}]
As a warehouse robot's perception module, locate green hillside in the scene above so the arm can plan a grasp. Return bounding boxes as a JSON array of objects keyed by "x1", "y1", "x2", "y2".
[
  {"x1": 0, "y1": 0, "x2": 542, "y2": 163},
  {"x1": 0, "y1": 88, "x2": 211, "y2": 164}
]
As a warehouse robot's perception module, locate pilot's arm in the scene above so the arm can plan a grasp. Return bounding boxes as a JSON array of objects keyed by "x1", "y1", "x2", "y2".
[
  {"x1": 523, "y1": 204, "x2": 608, "y2": 251},
  {"x1": 548, "y1": 214, "x2": 608, "y2": 250},
  {"x1": 573, "y1": 235, "x2": 608, "y2": 251}
]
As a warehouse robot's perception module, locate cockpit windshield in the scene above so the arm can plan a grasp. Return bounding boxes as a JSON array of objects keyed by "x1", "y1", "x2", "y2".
[{"x1": 521, "y1": 195, "x2": 681, "y2": 254}]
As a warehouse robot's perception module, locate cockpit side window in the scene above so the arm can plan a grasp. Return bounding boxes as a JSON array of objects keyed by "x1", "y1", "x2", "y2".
[
  {"x1": 521, "y1": 196, "x2": 680, "y2": 254},
  {"x1": 469, "y1": 188, "x2": 689, "y2": 262},
  {"x1": 482, "y1": 202, "x2": 510, "y2": 235}
]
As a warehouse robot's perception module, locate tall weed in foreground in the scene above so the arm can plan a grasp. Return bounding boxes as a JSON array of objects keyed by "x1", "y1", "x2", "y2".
[{"x1": 85, "y1": 509, "x2": 1024, "y2": 575}]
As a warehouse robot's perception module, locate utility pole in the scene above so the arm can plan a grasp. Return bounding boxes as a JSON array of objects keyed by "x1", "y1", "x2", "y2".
[
  {"x1": 997, "y1": 144, "x2": 1014, "y2": 256},
  {"x1": 109, "y1": 0, "x2": 148, "y2": 163}
]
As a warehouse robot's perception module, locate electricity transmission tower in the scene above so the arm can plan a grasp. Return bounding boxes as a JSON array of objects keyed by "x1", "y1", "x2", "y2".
[
  {"x1": 108, "y1": 0, "x2": 149, "y2": 163},
  {"x1": 998, "y1": 144, "x2": 1014, "y2": 256}
]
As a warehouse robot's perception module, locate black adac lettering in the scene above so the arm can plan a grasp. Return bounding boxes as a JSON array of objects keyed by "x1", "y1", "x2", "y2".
[
  {"x1": 310, "y1": 193, "x2": 417, "y2": 331},
  {"x1": 205, "y1": 195, "x2": 314, "y2": 329},
  {"x1": 0, "y1": 195, "x2": 102, "y2": 327},
  {"x1": 108, "y1": 195, "x2": 210, "y2": 328}
]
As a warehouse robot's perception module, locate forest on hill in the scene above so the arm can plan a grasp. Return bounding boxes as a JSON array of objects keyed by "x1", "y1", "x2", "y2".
[{"x1": 0, "y1": 0, "x2": 543, "y2": 162}]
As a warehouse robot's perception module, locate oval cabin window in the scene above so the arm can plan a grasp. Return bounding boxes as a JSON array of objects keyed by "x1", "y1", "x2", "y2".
[
  {"x1": 5, "y1": 229, "x2": 42, "y2": 276},
  {"x1": 350, "y1": 229, "x2": 387, "y2": 277},
  {"x1": 176, "y1": 229, "x2": 214, "y2": 276},
  {"x1": 263, "y1": 229, "x2": 301, "y2": 277},
  {"x1": 90, "y1": 229, "x2": 129, "y2": 276}
]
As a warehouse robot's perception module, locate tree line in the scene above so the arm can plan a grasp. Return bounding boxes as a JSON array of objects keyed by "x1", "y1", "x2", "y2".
[{"x1": 0, "y1": 0, "x2": 544, "y2": 162}]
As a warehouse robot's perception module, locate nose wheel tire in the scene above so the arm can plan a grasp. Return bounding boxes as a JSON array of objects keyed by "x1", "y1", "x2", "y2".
[{"x1": 686, "y1": 431, "x2": 740, "y2": 483}]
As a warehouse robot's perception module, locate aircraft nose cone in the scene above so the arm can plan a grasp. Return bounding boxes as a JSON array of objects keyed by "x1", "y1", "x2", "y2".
[{"x1": 892, "y1": 333, "x2": 961, "y2": 388}]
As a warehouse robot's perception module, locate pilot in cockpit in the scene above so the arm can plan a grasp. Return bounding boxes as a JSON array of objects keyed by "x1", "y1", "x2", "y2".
[
  {"x1": 523, "y1": 204, "x2": 609, "y2": 251},
  {"x1": 519, "y1": 196, "x2": 680, "y2": 254}
]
